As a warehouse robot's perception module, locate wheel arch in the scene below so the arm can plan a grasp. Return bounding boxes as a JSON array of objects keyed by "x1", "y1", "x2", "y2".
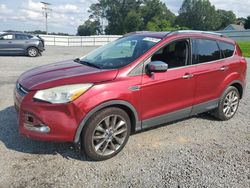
[
  {"x1": 221, "y1": 80, "x2": 244, "y2": 99},
  {"x1": 230, "y1": 82, "x2": 243, "y2": 99},
  {"x1": 73, "y1": 100, "x2": 141, "y2": 144},
  {"x1": 26, "y1": 45, "x2": 39, "y2": 51}
]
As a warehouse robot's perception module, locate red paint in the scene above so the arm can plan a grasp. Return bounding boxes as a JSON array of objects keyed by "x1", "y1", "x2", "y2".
[{"x1": 14, "y1": 32, "x2": 247, "y2": 142}]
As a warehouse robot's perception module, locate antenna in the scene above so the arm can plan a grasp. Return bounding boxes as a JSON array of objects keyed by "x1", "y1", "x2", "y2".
[{"x1": 41, "y1": 1, "x2": 52, "y2": 35}]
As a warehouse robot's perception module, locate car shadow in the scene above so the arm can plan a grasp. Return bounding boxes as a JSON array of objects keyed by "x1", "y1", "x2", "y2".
[
  {"x1": 0, "y1": 54, "x2": 42, "y2": 57},
  {"x1": 0, "y1": 106, "x2": 92, "y2": 161},
  {"x1": 0, "y1": 54, "x2": 26, "y2": 57},
  {"x1": 1, "y1": 106, "x2": 218, "y2": 161}
]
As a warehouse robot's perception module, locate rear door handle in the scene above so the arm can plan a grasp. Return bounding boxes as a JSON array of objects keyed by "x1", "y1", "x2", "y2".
[
  {"x1": 219, "y1": 66, "x2": 228, "y2": 71},
  {"x1": 182, "y1": 73, "x2": 193, "y2": 79},
  {"x1": 8, "y1": 41, "x2": 12, "y2": 43}
]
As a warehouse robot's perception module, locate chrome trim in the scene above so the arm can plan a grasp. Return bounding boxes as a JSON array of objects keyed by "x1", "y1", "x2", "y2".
[
  {"x1": 158, "y1": 47, "x2": 236, "y2": 72},
  {"x1": 136, "y1": 36, "x2": 237, "y2": 74},
  {"x1": 165, "y1": 40, "x2": 236, "y2": 71},
  {"x1": 182, "y1": 73, "x2": 194, "y2": 79},
  {"x1": 171, "y1": 30, "x2": 224, "y2": 37},
  {"x1": 24, "y1": 123, "x2": 50, "y2": 133},
  {"x1": 16, "y1": 83, "x2": 29, "y2": 96},
  {"x1": 129, "y1": 85, "x2": 140, "y2": 91}
]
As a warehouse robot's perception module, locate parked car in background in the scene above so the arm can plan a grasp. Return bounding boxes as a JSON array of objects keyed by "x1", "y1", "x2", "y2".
[
  {"x1": 14, "y1": 30, "x2": 247, "y2": 160},
  {"x1": 0, "y1": 32, "x2": 44, "y2": 57}
]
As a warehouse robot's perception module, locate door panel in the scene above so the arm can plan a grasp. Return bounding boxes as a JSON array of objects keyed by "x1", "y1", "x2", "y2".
[
  {"x1": 0, "y1": 40, "x2": 10, "y2": 53},
  {"x1": 11, "y1": 39, "x2": 26, "y2": 53},
  {"x1": 0, "y1": 34, "x2": 16, "y2": 54},
  {"x1": 141, "y1": 66, "x2": 195, "y2": 123},
  {"x1": 193, "y1": 61, "x2": 227, "y2": 104},
  {"x1": 191, "y1": 38, "x2": 227, "y2": 105}
]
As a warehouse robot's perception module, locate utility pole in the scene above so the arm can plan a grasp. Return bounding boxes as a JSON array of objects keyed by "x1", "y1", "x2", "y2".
[{"x1": 41, "y1": 1, "x2": 52, "y2": 35}]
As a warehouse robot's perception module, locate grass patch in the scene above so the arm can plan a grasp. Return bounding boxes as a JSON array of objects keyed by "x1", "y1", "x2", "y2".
[{"x1": 237, "y1": 41, "x2": 250, "y2": 57}]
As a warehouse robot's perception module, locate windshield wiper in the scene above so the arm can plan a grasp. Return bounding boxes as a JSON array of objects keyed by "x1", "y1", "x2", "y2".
[{"x1": 74, "y1": 58, "x2": 101, "y2": 69}]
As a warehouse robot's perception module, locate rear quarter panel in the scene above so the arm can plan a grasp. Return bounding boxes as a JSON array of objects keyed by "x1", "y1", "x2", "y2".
[{"x1": 217, "y1": 55, "x2": 247, "y2": 97}]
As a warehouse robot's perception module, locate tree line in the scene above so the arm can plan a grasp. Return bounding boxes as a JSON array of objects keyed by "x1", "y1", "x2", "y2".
[{"x1": 77, "y1": 0, "x2": 250, "y2": 36}]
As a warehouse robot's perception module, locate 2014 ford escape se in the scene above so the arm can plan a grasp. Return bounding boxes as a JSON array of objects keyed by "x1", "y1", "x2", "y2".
[{"x1": 14, "y1": 30, "x2": 247, "y2": 160}]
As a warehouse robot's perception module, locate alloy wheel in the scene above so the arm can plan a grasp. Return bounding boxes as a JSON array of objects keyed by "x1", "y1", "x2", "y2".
[
  {"x1": 28, "y1": 48, "x2": 38, "y2": 57},
  {"x1": 92, "y1": 115, "x2": 128, "y2": 156},
  {"x1": 223, "y1": 90, "x2": 239, "y2": 118}
]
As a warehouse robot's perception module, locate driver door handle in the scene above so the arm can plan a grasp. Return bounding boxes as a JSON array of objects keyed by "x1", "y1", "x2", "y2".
[
  {"x1": 182, "y1": 73, "x2": 193, "y2": 79},
  {"x1": 219, "y1": 66, "x2": 228, "y2": 71}
]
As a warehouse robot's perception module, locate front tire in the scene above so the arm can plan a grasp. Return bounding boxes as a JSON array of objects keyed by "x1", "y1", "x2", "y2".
[
  {"x1": 212, "y1": 86, "x2": 240, "y2": 121},
  {"x1": 81, "y1": 107, "x2": 131, "y2": 161},
  {"x1": 27, "y1": 47, "x2": 38, "y2": 57}
]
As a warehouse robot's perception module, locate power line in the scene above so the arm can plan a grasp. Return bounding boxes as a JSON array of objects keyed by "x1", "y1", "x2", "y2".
[{"x1": 41, "y1": 1, "x2": 52, "y2": 35}]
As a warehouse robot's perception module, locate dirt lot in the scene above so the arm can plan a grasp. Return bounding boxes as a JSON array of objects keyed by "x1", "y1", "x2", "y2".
[{"x1": 0, "y1": 46, "x2": 249, "y2": 187}]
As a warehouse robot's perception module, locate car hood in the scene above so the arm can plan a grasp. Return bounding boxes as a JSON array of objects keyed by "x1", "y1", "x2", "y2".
[{"x1": 18, "y1": 60, "x2": 118, "y2": 90}]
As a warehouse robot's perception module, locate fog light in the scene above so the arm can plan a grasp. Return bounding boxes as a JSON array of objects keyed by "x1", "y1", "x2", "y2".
[{"x1": 24, "y1": 123, "x2": 50, "y2": 133}]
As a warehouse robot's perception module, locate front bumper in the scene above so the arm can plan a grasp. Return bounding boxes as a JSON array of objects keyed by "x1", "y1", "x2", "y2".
[{"x1": 14, "y1": 84, "x2": 85, "y2": 142}]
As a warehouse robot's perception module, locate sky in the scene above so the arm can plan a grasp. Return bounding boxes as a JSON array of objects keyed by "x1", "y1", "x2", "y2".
[{"x1": 0, "y1": 0, "x2": 249, "y2": 35}]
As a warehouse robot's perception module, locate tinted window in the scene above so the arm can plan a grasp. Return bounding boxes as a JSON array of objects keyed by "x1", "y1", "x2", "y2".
[
  {"x1": 218, "y1": 41, "x2": 235, "y2": 58},
  {"x1": 28, "y1": 35, "x2": 34, "y2": 39},
  {"x1": 15, "y1": 34, "x2": 28, "y2": 40},
  {"x1": 193, "y1": 39, "x2": 221, "y2": 64},
  {"x1": 151, "y1": 39, "x2": 189, "y2": 69}
]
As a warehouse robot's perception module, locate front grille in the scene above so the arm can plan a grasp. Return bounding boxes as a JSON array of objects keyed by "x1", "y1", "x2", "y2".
[{"x1": 16, "y1": 83, "x2": 29, "y2": 97}]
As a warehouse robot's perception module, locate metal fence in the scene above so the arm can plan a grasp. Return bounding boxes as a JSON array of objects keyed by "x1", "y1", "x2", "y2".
[
  {"x1": 39, "y1": 35, "x2": 122, "y2": 46},
  {"x1": 40, "y1": 30, "x2": 250, "y2": 47},
  {"x1": 217, "y1": 30, "x2": 250, "y2": 41}
]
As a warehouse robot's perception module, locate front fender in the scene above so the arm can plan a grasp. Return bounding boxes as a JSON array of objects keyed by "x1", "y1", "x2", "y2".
[{"x1": 73, "y1": 100, "x2": 141, "y2": 144}]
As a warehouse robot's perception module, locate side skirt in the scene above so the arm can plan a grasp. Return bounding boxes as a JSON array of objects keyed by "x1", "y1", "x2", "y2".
[{"x1": 141, "y1": 99, "x2": 219, "y2": 130}]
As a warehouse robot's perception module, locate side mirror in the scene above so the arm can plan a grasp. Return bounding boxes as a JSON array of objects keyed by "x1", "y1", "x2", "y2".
[{"x1": 147, "y1": 61, "x2": 168, "y2": 74}]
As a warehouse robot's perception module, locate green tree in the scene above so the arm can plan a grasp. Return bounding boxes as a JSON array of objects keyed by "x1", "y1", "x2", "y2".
[
  {"x1": 217, "y1": 9, "x2": 236, "y2": 30},
  {"x1": 124, "y1": 10, "x2": 143, "y2": 33},
  {"x1": 176, "y1": 0, "x2": 220, "y2": 31},
  {"x1": 140, "y1": 0, "x2": 175, "y2": 29},
  {"x1": 245, "y1": 16, "x2": 250, "y2": 29},
  {"x1": 77, "y1": 20, "x2": 101, "y2": 36},
  {"x1": 87, "y1": 0, "x2": 176, "y2": 34},
  {"x1": 89, "y1": 0, "x2": 142, "y2": 34},
  {"x1": 146, "y1": 19, "x2": 179, "y2": 31}
]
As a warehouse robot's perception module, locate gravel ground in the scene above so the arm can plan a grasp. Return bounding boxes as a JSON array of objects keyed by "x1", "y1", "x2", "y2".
[{"x1": 0, "y1": 46, "x2": 249, "y2": 188}]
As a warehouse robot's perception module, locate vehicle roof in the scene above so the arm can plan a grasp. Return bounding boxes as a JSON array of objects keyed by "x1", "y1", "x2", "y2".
[
  {"x1": 126, "y1": 30, "x2": 235, "y2": 44},
  {"x1": 1, "y1": 32, "x2": 32, "y2": 36},
  {"x1": 125, "y1": 31, "x2": 169, "y2": 39}
]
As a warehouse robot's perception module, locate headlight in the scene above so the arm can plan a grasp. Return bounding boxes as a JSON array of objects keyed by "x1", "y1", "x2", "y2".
[{"x1": 33, "y1": 84, "x2": 93, "y2": 104}]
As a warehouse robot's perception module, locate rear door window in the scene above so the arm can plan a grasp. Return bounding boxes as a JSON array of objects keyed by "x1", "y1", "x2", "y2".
[
  {"x1": 1, "y1": 34, "x2": 14, "y2": 40},
  {"x1": 192, "y1": 39, "x2": 221, "y2": 64},
  {"x1": 218, "y1": 41, "x2": 235, "y2": 58},
  {"x1": 15, "y1": 34, "x2": 28, "y2": 40}
]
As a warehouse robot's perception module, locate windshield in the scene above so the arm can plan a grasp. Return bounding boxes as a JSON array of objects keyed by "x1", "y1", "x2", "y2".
[{"x1": 80, "y1": 35, "x2": 161, "y2": 69}]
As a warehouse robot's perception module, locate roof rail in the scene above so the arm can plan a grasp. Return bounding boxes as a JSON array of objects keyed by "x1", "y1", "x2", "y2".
[
  {"x1": 123, "y1": 31, "x2": 151, "y2": 37},
  {"x1": 169, "y1": 30, "x2": 224, "y2": 37}
]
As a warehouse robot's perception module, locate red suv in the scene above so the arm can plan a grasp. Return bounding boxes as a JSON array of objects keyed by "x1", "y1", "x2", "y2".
[{"x1": 14, "y1": 31, "x2": 247, "y2": 160}]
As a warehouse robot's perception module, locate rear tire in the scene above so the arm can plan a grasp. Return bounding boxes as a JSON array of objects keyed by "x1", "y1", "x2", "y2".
[
  {"x1": 27, "y1": 47, "x2": 38, "y2": 57},
  {"x1": 81, "y1": 107, "x2": 131, "y2": 161},
  {"x1": 212, "y1": 86, "x2": 240, "y2": 121}
]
